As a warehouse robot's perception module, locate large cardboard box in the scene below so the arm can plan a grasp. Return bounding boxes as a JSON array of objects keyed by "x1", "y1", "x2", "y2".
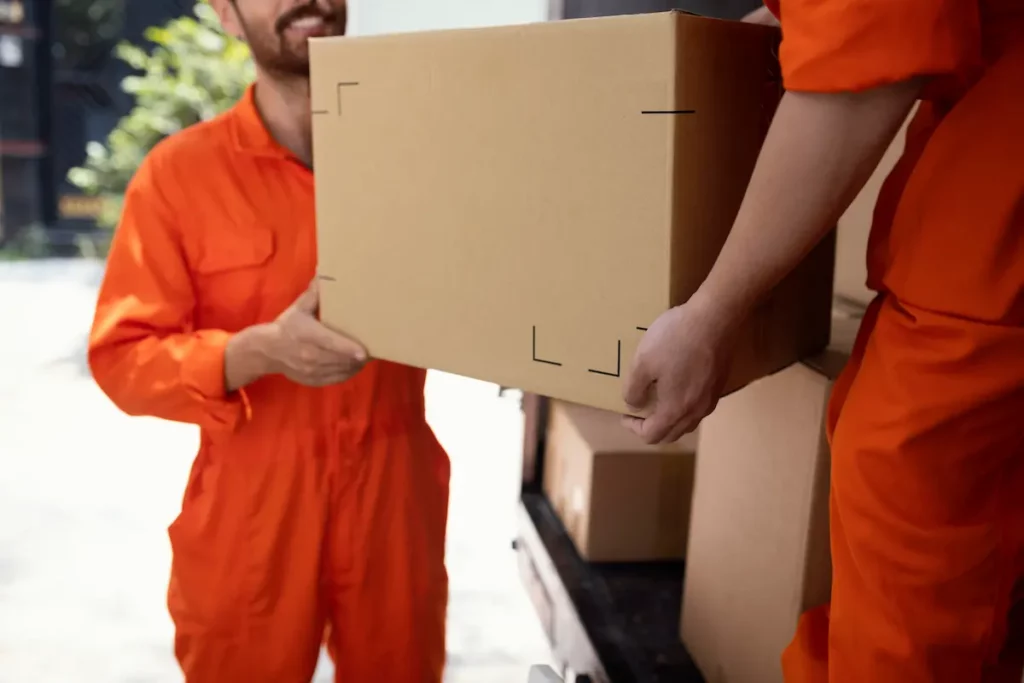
[
  {"x1": 543, "y1": 400, "x2": 697, "y2": 562},
  {"x1": 679, "y1": 315, "x2": 859, "y2": 683},
  {"x1": 833, "y1": 110, "x2": 914, "y2": 309},
  {"x1": 311, "y1": 12, "x2": 835, "y2": 415}
]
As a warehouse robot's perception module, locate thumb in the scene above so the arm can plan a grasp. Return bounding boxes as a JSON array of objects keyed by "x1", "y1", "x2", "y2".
[
  {"x1": 622, "y1": 352, "x2": 654, "y2": 410},
  {"x1": 292, "y1": 279, "x2": 320, "y2": 315}
]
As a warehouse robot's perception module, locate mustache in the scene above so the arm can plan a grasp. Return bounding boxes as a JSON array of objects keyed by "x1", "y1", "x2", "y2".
[{"x1": 274, "y1": 2, "x2": 338, "y2": 34}]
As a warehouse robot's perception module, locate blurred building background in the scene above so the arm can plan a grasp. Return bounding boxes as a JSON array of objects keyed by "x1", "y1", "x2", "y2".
[{"x1": 0, "y1": 0, "x2": 188, "y2": 247}]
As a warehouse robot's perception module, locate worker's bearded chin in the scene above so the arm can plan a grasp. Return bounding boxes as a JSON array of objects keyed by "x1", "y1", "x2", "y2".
[{"x1": 235, "y1": 1, "x2": 347, "y2": 78}]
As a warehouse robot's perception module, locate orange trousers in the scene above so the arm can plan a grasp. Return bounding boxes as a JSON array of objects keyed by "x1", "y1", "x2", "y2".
[
  {"x1": 782, "y1": 295, "x2": 1024, "y2": 682},
  {"x1": 167, "y1": 413, "x2": 451, "y2": 683}
]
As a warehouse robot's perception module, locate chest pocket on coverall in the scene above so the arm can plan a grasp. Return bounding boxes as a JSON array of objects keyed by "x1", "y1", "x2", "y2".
[{"x1": 192, "y1": 226, "x2": 276, "y2": 330}]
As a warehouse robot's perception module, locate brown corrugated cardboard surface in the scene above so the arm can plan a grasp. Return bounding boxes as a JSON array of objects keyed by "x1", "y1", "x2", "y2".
[
  {"x1": 310, "y1": 12, "x2": 834, "y2": 415},
  {"x1": 543, "y1": 400, "x2": 697, "y2": 562},
  {"x1": 833, "y1": 110, "x2": 914, "y2": 309},
  {"x1": 680, "y1": 316, "x2": 860, "y2": 683}
]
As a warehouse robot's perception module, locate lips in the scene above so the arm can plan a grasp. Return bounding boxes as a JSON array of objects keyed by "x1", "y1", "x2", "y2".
[
  {"x1": 276, "y1": 5, "x2": 338, "y2": 36},
  {"x1": 287, "y1": 16, "x2": 325, "y2": 31}
]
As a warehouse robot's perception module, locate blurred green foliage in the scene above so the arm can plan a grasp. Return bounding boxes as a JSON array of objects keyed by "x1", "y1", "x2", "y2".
[
  {"x1": 67, "y1": 1, "x2": 254, "y2": 230},
  {"x1": 0, "y1": 225, "x2": 52, "y2": 261}
]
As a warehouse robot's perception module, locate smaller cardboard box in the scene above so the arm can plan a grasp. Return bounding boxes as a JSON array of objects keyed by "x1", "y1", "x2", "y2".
[
  {"x1": 311, "y1": 12, "x2": 835, "y2": 415},
  {"x1": 543, "y1": 400, "x2": 697, "y2": 563},
  {"x1": 679, "y1": 315, "x2": 859, "y2": 683}
]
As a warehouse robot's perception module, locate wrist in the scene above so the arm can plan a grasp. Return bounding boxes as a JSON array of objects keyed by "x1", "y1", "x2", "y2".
[
  {"x1": 687, "y1": 282, "x2": 752, "y2": 339},
  {"x1": 224, "y1": 324, "x2": 277, "y2": 392}
]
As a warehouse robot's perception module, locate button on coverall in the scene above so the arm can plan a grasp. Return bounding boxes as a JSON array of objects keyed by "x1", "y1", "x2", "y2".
[
  {"x1": 88, "y1": 86, "x2": 451, "y2": 683},
  {"x1": 760, "y1": 0, "x2": 1024, "y2": 681}
]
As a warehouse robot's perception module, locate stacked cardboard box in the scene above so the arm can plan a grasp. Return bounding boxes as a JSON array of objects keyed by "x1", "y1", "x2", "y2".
[
  {"x1": 543, "y1": 400, "x2": 697, "y2": 562},
  {"x1": 679, "y1": 316, "x2": 859, "y2": 683}
]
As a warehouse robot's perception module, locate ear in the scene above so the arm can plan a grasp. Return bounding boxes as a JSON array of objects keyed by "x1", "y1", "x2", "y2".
[{"x1": 209, "y1": 0, "x2": 243, "y2": 39}]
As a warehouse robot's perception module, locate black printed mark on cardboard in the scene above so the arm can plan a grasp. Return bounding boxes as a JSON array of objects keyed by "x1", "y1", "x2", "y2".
[
  {"x1": 532, "y1": 326, "x2": 562, "y2": 367},
  {"x1": 336, "y1": 81, "x2": 360, "y2": 116},
  {"x1": 588, "y1": 340, "x2": 622, "y2": 378},
  {"x1": 312, "y1": 109, "x2": 329, "y2": 115},
  {"x1": 641, "y1": 109, "x2": 696, "y2": 115},
  {"x1": 318, "y1": 274, "x2": 338, "y2": 282},
  {"x1": 636, "y1": 326, "x2": 648, "y2": 332}
]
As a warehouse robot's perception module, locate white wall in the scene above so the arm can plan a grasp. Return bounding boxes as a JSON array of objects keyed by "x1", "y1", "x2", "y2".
[{"x1": 349, "y1": 0, "x2": 551, "y2": 36}]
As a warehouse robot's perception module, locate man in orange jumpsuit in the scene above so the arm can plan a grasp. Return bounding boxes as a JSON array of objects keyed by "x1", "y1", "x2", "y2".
[
  {"x1": 88, "y1": 1, "x2": 451, "y2": 681},
  {"x1": 623, "y1": 0, "x2": 1024, "y2": 681}
]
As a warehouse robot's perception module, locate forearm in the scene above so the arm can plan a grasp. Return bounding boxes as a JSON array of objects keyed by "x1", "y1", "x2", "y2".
[
  {"x1": 89, "y1": 326, "x2": 261, "y2": 432},
  {"x1": 692, "y1": 80, "x2": 922, "y2": 326}
]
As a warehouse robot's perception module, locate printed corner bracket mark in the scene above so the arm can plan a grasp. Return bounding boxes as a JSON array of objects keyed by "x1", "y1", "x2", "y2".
[
  {"x1": 532, "y1": 326, "x2": 563, "y2": 367},
  {"x1": 588, "y1": 340, "x2": 622, "y2": 378},
  {"x1": 336, "y1": 81, "x2": 361, "y2": 116}
]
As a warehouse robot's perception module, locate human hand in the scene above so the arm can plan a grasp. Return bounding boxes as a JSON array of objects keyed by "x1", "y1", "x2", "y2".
[
  {"x1": 622, "y1": 299, "x2": 738, "y2": 444},
  {"x1": 263, "y1": 280, "x2": 369, "y2": 387}
]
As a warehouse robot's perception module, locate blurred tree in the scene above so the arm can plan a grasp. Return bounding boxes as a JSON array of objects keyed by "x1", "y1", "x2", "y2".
[{"x1": 67, "y1": 1, "x2": 254, "y2": 231}]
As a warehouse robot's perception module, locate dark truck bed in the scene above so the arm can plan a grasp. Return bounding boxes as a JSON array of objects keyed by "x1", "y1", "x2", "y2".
[{"x1": 515, "y1": 394, "x2": 705, "y2": 683}]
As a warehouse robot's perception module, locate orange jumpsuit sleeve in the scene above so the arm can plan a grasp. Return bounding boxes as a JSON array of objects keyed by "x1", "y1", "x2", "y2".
[
  {"x1": 772, "y1": 0, "x2": 983, "y2": 93},
  {"x1": 88, "y1": 154, "x2": 250, "y2": 433}
]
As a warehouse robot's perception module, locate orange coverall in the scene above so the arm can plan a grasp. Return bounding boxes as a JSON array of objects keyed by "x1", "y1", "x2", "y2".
[
  {"x1": 759, "y1": 0, "x2": 1024, "y2": 681},
  {"x1": 88, "y1": 85, "x2": 451, "y2": 683}
]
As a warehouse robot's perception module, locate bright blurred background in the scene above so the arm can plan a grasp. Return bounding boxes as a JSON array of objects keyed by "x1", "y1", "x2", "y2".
[{"x1": 0, "y1": 1, "x2": 554, "y2": 681}]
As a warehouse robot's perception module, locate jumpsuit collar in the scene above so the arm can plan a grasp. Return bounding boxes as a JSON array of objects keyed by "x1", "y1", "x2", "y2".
[{"x1": 230, "y1": 83, "x2": 297, "y2": 161}]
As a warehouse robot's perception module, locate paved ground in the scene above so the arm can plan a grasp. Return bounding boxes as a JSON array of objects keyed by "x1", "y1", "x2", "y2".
[{"x1": 0, "y1": 259, "x2": 552, "y2": 683}]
